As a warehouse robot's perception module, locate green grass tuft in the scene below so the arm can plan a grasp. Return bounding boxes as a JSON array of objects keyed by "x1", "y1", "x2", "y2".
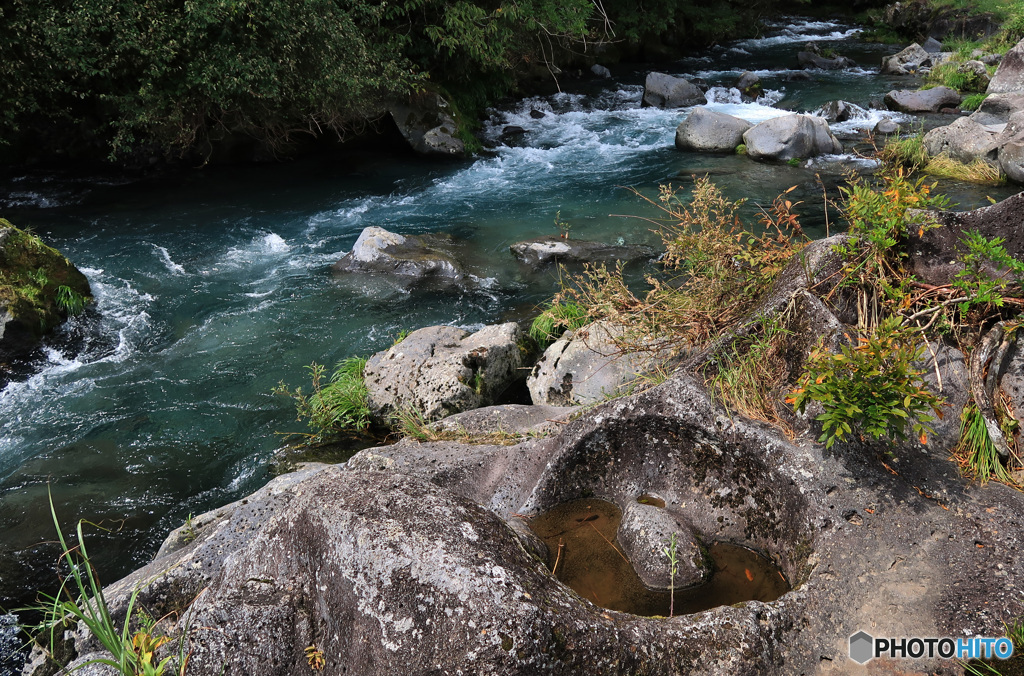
[{"x1": 529, "y1": 300, "x2": 589, "y2": 347}]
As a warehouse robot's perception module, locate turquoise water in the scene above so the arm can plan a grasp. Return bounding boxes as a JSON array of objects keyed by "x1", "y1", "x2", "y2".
[{"x1": 0, "y1": 17, "x2": 1020, "y2": 613}]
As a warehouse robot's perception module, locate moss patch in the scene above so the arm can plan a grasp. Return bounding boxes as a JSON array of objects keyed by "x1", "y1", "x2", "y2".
[{"x1": 0, "y1": 218, "x2": 92, "y2": 354}]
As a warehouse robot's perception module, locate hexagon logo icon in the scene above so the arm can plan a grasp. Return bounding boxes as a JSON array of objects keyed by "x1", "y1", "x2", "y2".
[{"x1": 850, "y1": 631, "x2": 874, "y2": 664}]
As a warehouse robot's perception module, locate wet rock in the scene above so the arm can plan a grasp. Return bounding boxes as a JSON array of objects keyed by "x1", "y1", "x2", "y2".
[
  {"x1": 987, "y1": 36, "x2": 1024, "y2": 95},
  {"x1": 923, "y1": 115, "x2": 999, "y2": 164},
  {"x1": 880, "y1": 43, "x2": 931, "y2": 75},
  {"x1": 529, "y1": 109, "x2": 546, "y2": 119},
  {"x1": 884, "y1": 86, "x2": 961, "y2": 113},
  {"x1": 815, "y1": 100, "x2": 867, "y2": 123},
  {"x1": 509, "y1": 236, "x2": 655, "y2": 269},
  {"x1": 675, "y1": 107, "x2": 752, "y2": 153},
  {"x1": 0, "y1": 218, "x2": 92, "y2": 365},
  {"x1": 734, "y1": 71, "x2": 763, "y2": 99},
  {"x1": 741, "y1": 114, "x2": 843, "y2": 162},
  {"x1": 590, "y1": 64, "x2": 612, "y2": 79},
  {"x1": 874, "y1": 117, "x2": 902, "y2": 134},
  {"x1": 642, "y1": 72, "x2": 707, "y2": 109},
  {"x1": 906, "y1": 191, "x2": 1024, "y2": 286},
  {"x1": 527, "y1": 320, "x2": 670, "y2": 406},
  {"x1": 617, "y1": 500, "x2": 709, "y2": 589},
  {"x1": 363, "y1": 323, "x2": 523, "y2": 421},
  {"x1": 389, "y1": 91, "x2": 466, "y2": 158},
  {"x1": 797, "y1": 51, "x2": 856, "y2": 70},
  {"x1": 332, "y1": 226, "x2": 465, "y2": 285}
]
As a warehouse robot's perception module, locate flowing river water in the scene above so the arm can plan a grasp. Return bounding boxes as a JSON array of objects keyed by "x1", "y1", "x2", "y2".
[{"x1": 0, "y1": 17, "x2": 1021, "y2": 631}]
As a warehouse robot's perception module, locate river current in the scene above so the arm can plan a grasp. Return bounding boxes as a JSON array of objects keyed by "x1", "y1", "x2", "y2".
[{"x1": 0, "y1": 17, "x2": 1020, "y2": 622}]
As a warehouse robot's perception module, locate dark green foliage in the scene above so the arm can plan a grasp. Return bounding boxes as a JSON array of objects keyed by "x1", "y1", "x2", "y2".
[{"x1": 0, "y1": 0, "x2": 799, "y2": 161}]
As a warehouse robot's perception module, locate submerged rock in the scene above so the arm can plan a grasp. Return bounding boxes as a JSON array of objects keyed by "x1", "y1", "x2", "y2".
[
  {"x1": 0, "y1": 219, "x2": 92, "y2": 365},
  {"x1": 363, "y1": 323, "x2": 523, "y2": 421},
  {"x1": 797, "y1": 51, "x2": 856, "y2": 70},
  {"x1": 509, "y1": 236, "x2": 655, "y2": 269},
  {"x1": 642, "y1": 72, "x2": 707, "y2": 109},
  {"x1": 332, "y1": 226, "x2": 465, "y2": 285},
  {"x1": 741, "y1": 114, "x2": 842, "y2": 161},
  {"x1": 675, "y1": 107, "x2": 752, "y2": 153}
]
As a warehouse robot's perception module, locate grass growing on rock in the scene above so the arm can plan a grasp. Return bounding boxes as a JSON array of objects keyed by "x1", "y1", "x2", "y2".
[
  {"x1": 274, "y1": 357, "x2": 372, "y2": 441},
  {"x1": 0, "y1": 219, "x2": 92, "y2": 336}
]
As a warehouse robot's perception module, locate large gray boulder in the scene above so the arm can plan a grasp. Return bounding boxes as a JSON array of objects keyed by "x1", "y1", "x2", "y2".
[
  {"x1": 510, "y1": 236, "x2": 655, "y2": 269},
  {"x1": 880, "y1": 43, "x2": 931, "y2": 75},
  {"x1": 675, "y1": 107, "x2": 752, "y2": 153},
  {"x1": 741, "y1": 114, "x2": 842, "y2": 162},
  {"x1": 364, "y1": 323, "x2": 524, "y2": 421},
  {"x1": 923, "y1": 115, "x2": 1000, "y2": 164},
  {"x1": 987, "y1": 36, "x2": 1024, "y2": 95},
  {"x1": 527, "y1": 320, "x2": 667, "y2": 406},
  {"x1": 884, "y1": 86, "x2": 961, "y2": 113},
  {"x1": 389, "y1": 91, "x2": 465, "y2": 157},
  {"x1": 332, "y1": 226, "x2": 465, "y2": 285},
  {"x1": 642, "y1": 72, "x2": 707, "y2": 109}
]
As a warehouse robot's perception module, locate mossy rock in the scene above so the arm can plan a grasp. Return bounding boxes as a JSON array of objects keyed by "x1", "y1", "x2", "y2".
[{"x1": 0, "y1": 218, "x2": 92, "y2": 359}]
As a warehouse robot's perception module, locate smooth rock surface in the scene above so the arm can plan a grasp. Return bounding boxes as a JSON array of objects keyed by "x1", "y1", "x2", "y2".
[
  {"x1": 884, "y1": 86, "x2": 961, "y2": 113},
  {"x1": 741, "y1": 114, "x2": 842, "y2": 161},
  {"x1": 642, "y1": 72, "x2": 707, "y2": 109},
  {"x1": 364, "y1": 323, "x2": 523, "y2": 421},
  {"x1": 675, "y1": 108, "x2": 752, "y2": 153}
]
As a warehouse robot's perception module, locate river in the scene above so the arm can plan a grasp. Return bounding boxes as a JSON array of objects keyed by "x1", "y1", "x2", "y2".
[{"x1": 0, "y1": 16, "x2": 1019, "y2": 638}]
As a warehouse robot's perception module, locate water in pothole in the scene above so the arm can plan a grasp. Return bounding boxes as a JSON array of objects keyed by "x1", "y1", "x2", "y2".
[{"x1": 528, "y1": 499, "x2": 790, "y2": 616}]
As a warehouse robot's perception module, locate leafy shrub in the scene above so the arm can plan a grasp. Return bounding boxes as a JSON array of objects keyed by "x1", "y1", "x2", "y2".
[
  {"x1": 274, "y1": 357, "x2": 371, "y2": 439},
  {"x1": 789, "y1": 317, "x2": 944, "y2": 449}
]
